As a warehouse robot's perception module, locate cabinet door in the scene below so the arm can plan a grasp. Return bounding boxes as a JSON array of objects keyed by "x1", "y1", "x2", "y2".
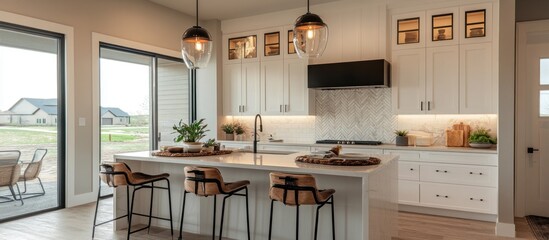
[
  {"x1": 241, "y1": 62, "x2": 261, "y2": 116},
  {"x1": 223, "y1": 64, "x2": 242, "y2": 115},
  {"x1": 459, "y1": 43, "x2": 494, "y2": 114},
  {"x1": 426, "y1": 46, "x2": 459, "y2": 114},
  {"x1": 392, "y1": 49, "x2": 426, "y2": 114},
  {"x1": 284, "y1": 58, "x2": 311, "y2": 115},
  {"x1": 260, "y1": 60, "x2": 285, "y2": 115}
]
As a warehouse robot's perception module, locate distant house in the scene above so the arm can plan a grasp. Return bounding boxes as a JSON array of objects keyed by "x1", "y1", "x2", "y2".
[
  {"x1": 101, "y1": 107, "x2": 130, "y2": 125},
  {"x1": 3, "y1": 98, "x2": 130, "y2": 126},
  {"x1": 7, "y1": 98, "x2": 58, "y2": 125}
]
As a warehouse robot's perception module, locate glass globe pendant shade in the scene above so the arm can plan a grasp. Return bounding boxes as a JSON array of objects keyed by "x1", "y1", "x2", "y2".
[
  {"x1": 293, "y1": 12, "x2": 328, "y2": 58},
  {"x1": 181, "y1": 26, "x2": 212, "y2": 69}
]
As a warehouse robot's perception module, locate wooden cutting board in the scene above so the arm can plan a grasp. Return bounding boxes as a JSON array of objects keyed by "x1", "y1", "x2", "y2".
[
  {"x1": 446, "y1": 130, "x2": 464, "y2": 147},
  {"x1": 453, "y1": 122, "x2": 471, "y2": 147}
]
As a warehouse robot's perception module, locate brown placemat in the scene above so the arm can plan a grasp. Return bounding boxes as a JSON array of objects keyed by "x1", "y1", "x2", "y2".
[
  {"x1": 295, "y1": 155, "x2": 381, "y2": 166},
  {"x1": 152, "y1": 150, "x2": 233, "y2": 157}
]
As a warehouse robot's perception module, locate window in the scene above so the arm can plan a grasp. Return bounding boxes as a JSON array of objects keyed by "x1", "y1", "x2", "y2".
[
  {"x1": 36, "y1": 119, "x2": 41, "y2": 124},
  {"x1": 228, "y1": 35, "x2": 257, "y2": 60},
  {"x1": 540, "y1": 58, "x2": 549, "y2": 117},
  {"x1": 43, "y1": 118, "x2": 46, "y2": 124}
]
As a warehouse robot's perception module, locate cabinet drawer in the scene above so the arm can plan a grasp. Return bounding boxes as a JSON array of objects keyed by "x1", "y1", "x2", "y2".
[
  {"x1": 399, "y1": 162, "x2": 420, "y2": 180},
  {"x1": 421, "y1": 151, "x2": 497, "y2": 166},
  {"x1": 311, "y1": 147, "x2": 383, "y2": 155},
  {"x1": 260, "y1": 145, "x2": 309, "y2": 152},
  {"x1": 420, "y1": 163, "x2": 497, "y2": 187},
  {"x1": 399, "y1": 180, "x2": 419, "y2": 204},
  {"x1": 420, "y1": 182, "x2": 497, "y2": 214},
  {"x1": 384, "y1": 150, "x2": 420, "y2": 161}
]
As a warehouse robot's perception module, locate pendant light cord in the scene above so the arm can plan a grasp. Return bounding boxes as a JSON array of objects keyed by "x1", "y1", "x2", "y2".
[
  {"x1": 307, "y1": 0, "x2": 310, "y2": 13},
  {"x1": 195, "y1": 0, "x2": 199, "y2": 26}
]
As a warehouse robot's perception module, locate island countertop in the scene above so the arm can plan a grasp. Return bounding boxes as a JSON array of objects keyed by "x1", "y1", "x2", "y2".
[{"x1": 114, "y1": 150, "x2": 398, "y2": 178}]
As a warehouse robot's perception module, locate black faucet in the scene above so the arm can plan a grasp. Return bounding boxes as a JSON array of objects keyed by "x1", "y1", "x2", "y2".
[{"x1": 253, "y1": 114, "x2": 263, "y2": 153}]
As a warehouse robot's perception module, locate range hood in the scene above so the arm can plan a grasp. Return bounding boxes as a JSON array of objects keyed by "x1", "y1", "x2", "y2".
[{"x1": 308, "y1": 59, "x2": 390, "y2": 89}]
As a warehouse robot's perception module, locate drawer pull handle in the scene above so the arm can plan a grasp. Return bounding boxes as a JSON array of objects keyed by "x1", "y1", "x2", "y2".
[
  {"x1": 436, "y1": 194, "x2": 449, "y2": 198},
  {"x1": 436, "y1": 170, "x2": 448, "y2": 173},
  {"x1": 470, "y1": 197, "x2": 485, "y2": 202},
  {"x1": 469, "y1": 172, "x2": 484, "y2": 175},
  {"x1": 410, "y1": 168, "x2": 414, "y2": 171}
]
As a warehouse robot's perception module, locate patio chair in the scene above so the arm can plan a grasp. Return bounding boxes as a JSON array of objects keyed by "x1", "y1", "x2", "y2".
[
  {"x1": 18, "y1": 148, "x2": 47, "y2": 199},
  {"x1": 0, "y1": 150, "x2": 24, "y2": 205}
]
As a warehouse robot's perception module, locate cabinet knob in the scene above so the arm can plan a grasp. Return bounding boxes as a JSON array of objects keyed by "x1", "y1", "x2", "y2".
[{"x1": 410, "y1": 168, "x2": 414, "y2": 171}]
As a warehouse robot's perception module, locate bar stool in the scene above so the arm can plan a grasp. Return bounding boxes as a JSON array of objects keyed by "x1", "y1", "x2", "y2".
[
  {"x1": 268, "y1": 172, "x2": 335, "y2": 240},
  {"x1": 92, "y1": 162, "x2": 174, "y2": 240},
  {"x1": 178, "y1": 166, "x2": 250, "y2": 240}
]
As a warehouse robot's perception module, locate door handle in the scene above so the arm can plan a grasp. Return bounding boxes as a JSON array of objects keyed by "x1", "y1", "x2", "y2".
[{"x1": 527, "y1": 147, "x2": 539, "y2": 154}]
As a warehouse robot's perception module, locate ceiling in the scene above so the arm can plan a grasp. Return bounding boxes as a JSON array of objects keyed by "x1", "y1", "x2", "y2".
[{"x1": 148, "y1": 0, "x2": 342, "y2": 21}]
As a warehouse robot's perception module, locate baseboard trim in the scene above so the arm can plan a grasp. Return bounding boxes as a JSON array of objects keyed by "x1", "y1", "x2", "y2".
[
  {"x1": 495, "y1": 221, "x2": 516, "y2": 237},
  {"x1": 399, "y1": 204, "x2": 497, "y2": 222}
]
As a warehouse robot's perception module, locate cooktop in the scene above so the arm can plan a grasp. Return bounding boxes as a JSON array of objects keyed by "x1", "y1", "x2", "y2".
[{"x1": 315, "y1": 140, "x2": 383, "y2": 145}]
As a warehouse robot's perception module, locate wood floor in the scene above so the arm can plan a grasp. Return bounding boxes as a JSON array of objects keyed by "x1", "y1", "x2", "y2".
[{"x1": 0, "y1": 202, "x2": 537, "y2": 240}]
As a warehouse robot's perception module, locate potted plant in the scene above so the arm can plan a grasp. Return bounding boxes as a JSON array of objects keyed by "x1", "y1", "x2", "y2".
[
  {"x1": 468, "y1": 128, "x2": 496, "y2": 148},
  {"x1": 221, "y1": 123, "x2": 235, "y2": 140},
  {"x1": 173, "y1": 118, "x2": 209, "y2": 153},
  {"x1": 203, "y1": 138, "x2": 216, "y2": 153},
  {"x1": 394, "y1": 130, "x2": 409, "y2": 146},
  {"x1": 234, "y1": 122, "x2": 245, "y2": 141}
]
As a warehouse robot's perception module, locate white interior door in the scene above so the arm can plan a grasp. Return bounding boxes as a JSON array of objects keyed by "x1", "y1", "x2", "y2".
[{"x1": 517, "y1": 20, "x2": 549, "y2": 217}]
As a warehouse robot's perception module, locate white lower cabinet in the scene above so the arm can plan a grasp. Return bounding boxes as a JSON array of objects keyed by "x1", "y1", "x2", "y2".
[{"x1": 390, "y1": 150, "x2": 498, "y2": 217}]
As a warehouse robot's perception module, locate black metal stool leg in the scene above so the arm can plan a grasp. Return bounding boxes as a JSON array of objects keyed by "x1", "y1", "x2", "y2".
[
  {"x1": 268, "y1": 199, "x2": 274, "y2": 240},
  {"x1": 128, "y1": 187, "x2": 137, "y2": 240},
  {"x1": 92, "y1": 178, "x2": 102, "y2": 239},
  {"x1": 245, "y1": 187, "x2": 250, "y2": 240},
  {"x1": 219, "y1": 195, "x2": 229, "y2": 240},
  {"x1": 296, "y1": 204, "x2": 300, "y2": 240},
  {"x1": 212, "y1": 195, "x2": 217, "y2": 240},
  {"x1": 167, "y1": 179, "x2": 174, "y2": 236},
  {"x1": 178, "y1": 191, "x2": 187, "y2": 240},
  {"x1": 314, "y1": 204, "x2": 321, "y2": 240},
  {"x1": 331, "y1": 197, "x2": 335, "y2": 240},
  {"x1": 147, "y1": 182, "x2": 154, "y2": 234}
]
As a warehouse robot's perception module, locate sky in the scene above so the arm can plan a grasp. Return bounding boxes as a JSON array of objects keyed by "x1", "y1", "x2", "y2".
[{"x1": 0, "y1": 46, "x2": 150, "y2": 115}]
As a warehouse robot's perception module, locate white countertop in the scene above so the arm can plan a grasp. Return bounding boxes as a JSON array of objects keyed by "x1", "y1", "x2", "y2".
[
  {"x1": 114, "y1": 151, "x2": 398, "y2": 178},
  {"x1": 219, "y1": 140, "x2": 498, "y2": 154}
]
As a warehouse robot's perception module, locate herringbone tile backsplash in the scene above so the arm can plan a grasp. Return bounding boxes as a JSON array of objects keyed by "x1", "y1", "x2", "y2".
[
  {"x1": 315, "y1": 88, "x2": 397, "y2": 143},
  {"x1": 223, "y1": 89, "x2": 497, "y2": 145}
]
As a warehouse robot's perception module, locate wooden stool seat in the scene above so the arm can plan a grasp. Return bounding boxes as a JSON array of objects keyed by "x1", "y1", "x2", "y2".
[
  {"x1": 93, "y1": 162, "x2": 173, "y2": 240},
  {"x1": 268, "y1": 172, "x2": 335, "y2": 240},
  {"x1": 179, "y1": 166, "x2": 250, "y2": 240}
]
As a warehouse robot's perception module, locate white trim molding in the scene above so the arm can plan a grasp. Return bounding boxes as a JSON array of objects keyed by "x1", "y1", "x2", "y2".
[
  {"x1": 496, "y1": 222, "x2": 516, "y2": 237},
  {"x1": 0, "y1": 10, "x2": 77, "y2": 207}
]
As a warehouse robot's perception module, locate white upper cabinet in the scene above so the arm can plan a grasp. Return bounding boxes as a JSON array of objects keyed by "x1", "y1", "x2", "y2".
[
  {"x1": 426, "y1": 7, "x2": 460, "y2": 47},
  {"x1": 459, "y1": 43, "x2": 494, "y2": 114},
  {"x1": 459, "y1": 3, "x2": 493, "y2": 44},
  {"x1": 223, "y1": 62, "x2": 260, "y2": 116},
  {"x1": 392, "y1": 11, "x2": 426, "y2": 50},
  {"x1": 426, "y1": 45, "x2": 459, "y2": 114},
  {"x1": 284, "y1": 58, "x2": 312, "y2": 115},
  {"x1": 260, "y1": 58, "x2": 312, "y2": 115},
  {"x1": 391, "y1": 2, "x2": 497, "y2": 115},
  {"x1": 223, "y1": 31, "x2": 261, "y2": 65},
  {"x1": 392, "y1": 48, "x2": 426, "y2": 114}
]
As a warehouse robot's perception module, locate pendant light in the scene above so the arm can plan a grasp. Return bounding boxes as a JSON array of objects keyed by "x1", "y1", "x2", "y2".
[
  {"x1": 181, "y1": 0, "x2": 212, "y2": 69},
  {"x1": 293, "y1": 0, "x2": 328, "y2": 58}
]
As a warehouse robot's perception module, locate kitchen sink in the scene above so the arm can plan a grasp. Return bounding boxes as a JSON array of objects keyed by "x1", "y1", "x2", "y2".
[{"x1": 238, "y1": 149, "x2": 297, "y2": 155}]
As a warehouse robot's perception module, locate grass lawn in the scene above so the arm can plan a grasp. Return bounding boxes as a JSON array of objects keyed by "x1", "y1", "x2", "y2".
[
  {"x1": 100, "y1": 133, "x2": 138, "y2": 142},
  {"x1": 0, "y1": 128, "x2": 57, "y2": 145}
]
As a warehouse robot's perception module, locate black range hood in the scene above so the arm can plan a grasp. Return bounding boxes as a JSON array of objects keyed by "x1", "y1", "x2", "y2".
[{"x1": 308, "y1": 59, "x2": 390, "y2": 89}]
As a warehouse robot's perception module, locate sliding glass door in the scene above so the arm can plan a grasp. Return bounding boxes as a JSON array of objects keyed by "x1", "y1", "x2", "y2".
[
  {"x1": 98, "y1": 45, "x2": 188, "y2": 195},
  {"x1": 0, "y1": 22, "x2": 65, "y2": 221}
]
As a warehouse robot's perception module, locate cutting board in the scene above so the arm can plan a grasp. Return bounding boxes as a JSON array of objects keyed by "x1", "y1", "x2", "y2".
[
  {"x1": 446, "y1": 130, "x2": 464, "y2": 147},
  {"x1": 452, "y1": 122, "x2": 471, "y2": 147}
]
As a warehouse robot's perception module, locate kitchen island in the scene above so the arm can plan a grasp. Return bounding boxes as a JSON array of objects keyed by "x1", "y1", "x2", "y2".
[{"x1": 113, "y1": 150, "x2": 398, "y2": 240}]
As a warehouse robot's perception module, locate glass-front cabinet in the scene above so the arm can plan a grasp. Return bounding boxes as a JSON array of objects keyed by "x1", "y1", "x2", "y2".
[
  {"x1": 264, "y1": 32, "x2": 280, "y2": 57},
  {"x1": 432, "y1": 14, "x2": 453, "y2": 41},
  {"x1": 228, "y1": 35, "x2": 257, "y2": 60}
]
